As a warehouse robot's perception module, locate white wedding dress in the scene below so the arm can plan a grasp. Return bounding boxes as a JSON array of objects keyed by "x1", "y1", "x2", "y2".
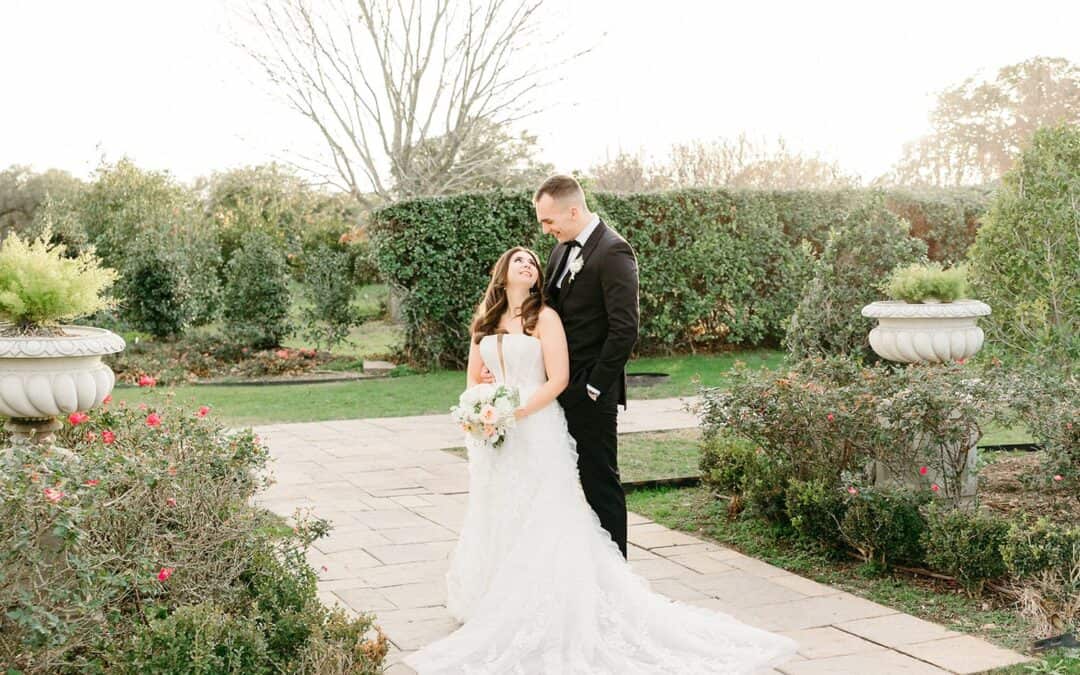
[{"x1": 405, "y1": 333, "x2": 796, "y2": 674}]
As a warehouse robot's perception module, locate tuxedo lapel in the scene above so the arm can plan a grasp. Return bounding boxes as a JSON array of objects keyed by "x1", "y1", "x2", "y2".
[
  {"x1": 546, "y1": 242, "x2": 573, "y2": 300},
  {"x1": 558, "y1": 221, "x2": 607, "y2": 305}
]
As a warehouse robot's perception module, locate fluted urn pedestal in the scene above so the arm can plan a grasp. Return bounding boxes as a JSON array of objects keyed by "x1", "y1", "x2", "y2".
[
  {"x1": 861, "y1": 300, "x2": 991, "y2": 363},
  {"x1": 861, "y1": 299, "x2": 992, "y2": 504},
  {"x1": 0, "y1": 326, "x2": 126, "y2": 447}
]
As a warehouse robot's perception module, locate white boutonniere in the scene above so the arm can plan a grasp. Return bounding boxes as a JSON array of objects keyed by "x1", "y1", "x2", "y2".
[{"x1": 568, "y1": 256, "x2": 584, "y2": 283}]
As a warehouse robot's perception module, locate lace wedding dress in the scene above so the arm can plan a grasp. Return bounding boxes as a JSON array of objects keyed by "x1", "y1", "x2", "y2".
[{"x1": 405, "y1": 333, "x2": 796, "y2": 674}]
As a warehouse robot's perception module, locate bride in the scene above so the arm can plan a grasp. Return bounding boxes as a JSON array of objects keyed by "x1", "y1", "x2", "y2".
[{"x1": 405, "y1": 247, "x2": 796, "y2": 674}]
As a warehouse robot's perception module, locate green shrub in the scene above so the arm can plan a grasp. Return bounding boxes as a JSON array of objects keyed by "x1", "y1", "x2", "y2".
[
  {"x1": 223, "y1": 231, "x2": 293, "y2": 349},
  {"x1": 697, "y1": 356, "x2": 890, "y2": 487},
  {"x1": 698, "y1": 435, "x2": 758, "y2": 495},
  {"x1": 1001, "y1": 519, "x2": 1080, "y2": 580},
  {"x1": 116, "y1": 243, "x2": 195, "y2": 338},
  {"x1": 125, "y1": 602, "x2": 271, "y2": 674},
  {"x1": 991, "y1": 366, "x2": 1079, "y2": 500},
  {"x1": 299, "y1": 245, "x2": 360, "y2": 351},
  {"x1": 371, "y1": 188, "x2": 984, "y2": 368},
  {"x1": 968, "y1": 124, "x2": 1080, "y2": 364},
  {"x1": 0, "y1": 400, "x2": 387, "y2": 673},
  {"x1": 839, "y1": 486, "x2": 928, "y2": 566},
  {"x1": 786, "y1": 478, "x2": 848, "y2": 549},
  {"x1": 0, "y1": 228, "x2": 117, "y2": 331},
  {"x1": 785, "y1": 197, "x2": 927, "y2": 360},
  {"x1": 741, "y1": 451, "x2": 792, "y2": 524},
  {"x1": 923, "y1": 507, "x2": 1009, "y2": 595},
  {"x1": 1001, "y1": 519, "x2": 1080, "y2": 637},
  {"x1": 884, "y1": 262, "x2": 968, "y2": 303}
]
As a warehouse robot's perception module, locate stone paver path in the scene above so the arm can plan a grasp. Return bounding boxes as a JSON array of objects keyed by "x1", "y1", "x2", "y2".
[{"x1": 254, "y1": 398, "x2": 1030, "y2": 674}]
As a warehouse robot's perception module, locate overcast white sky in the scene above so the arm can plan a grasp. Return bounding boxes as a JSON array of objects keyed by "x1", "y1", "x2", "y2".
[{"x1": 3, "y1": 0, "x2": 1078, "y2": 186}]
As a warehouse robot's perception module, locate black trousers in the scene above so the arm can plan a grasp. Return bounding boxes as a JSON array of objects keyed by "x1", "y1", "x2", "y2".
[{"x1": 563, "y1": 396, "x2": 628, "y2": 558}]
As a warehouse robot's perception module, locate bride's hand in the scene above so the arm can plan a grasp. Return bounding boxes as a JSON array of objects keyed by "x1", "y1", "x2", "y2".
[{"x1": 513, "y1": 407, "x2": 528, "y2": 421}]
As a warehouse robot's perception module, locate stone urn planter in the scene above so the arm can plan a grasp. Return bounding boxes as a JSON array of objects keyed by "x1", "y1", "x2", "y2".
[
  {"x1": 861, "y1": 299, "x2": 991, "y2": 364},
  {"x1": 861, "y1": 298, "x2": 991, "y2": 504},
  {"x1": 0, "y1": 326, "x2": 126, "y2": 446}
]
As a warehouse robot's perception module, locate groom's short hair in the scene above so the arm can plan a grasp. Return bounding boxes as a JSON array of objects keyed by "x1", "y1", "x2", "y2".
[{"x1": 534, "y1": 174, "x2": 585, "y2": 206}]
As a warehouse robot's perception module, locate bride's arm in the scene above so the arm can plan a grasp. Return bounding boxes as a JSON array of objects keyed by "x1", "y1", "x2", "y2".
[
  {"x1": 516, "y1": 308, "x2": 570, "y2": 419},
  {"x1": 466, "y1": 337, "x2": 484, "y2": 387}
]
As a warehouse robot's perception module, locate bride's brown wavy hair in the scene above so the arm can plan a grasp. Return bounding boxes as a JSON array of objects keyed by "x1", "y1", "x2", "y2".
[{"x1": 471, "y1": 247, "x2": 545, "y2": 343}]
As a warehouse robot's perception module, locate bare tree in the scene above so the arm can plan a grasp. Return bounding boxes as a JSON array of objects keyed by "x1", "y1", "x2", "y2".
[
  {"x1": 588, "y1": 135, "x2": 859, "y2": 192},
  {"x1": 243, "y1": 0, "x2": 556, "y2": 206},
  {"x1": 882, "y1": 56, "x2": 1080, "y2": 186}
]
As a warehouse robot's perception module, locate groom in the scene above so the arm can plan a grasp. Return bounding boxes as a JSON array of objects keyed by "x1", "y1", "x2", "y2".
[{"x1": 535, "y1": 175, "x2": 639, "y2": 558}]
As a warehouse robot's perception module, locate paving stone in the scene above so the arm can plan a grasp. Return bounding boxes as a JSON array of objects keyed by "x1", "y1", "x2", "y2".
[
  {"x1": 780, "y1": 627, "x2": 884, "y2": 659},
  {"x1": 777, "y1": 648, "x2": 949, "y2": 675},
  {"x1": 366, "y1": 541, "x2": 455, "y2": 565},
  {"x1": 334, "y1": 587, "x2": 397, "y2": 612},
  {"x1": 680, "y1": 571, "x2": 809, "y2": 609},
  {"x1": 898, "y1": 635, "x2": 1031, "y2": 673},
  {"x1": 769, "y1": 574, "x2": 838, "y2": 598},
  {"x1": 740, "y1": 595, "x2": 897, "y2": 632},
  {"x1": 378, "y1": 525, "x2": 459, "y2": 545},
  {"x1": 837, "y1": 613, "x2": 960, "y2": 647},
  {"x1": 627, "y1": 526, "x2": 702, "y2": 549},
  {"x1": 665, "y1": 551, "x2": 737, "y2": 575},
  {"x1": 379, "y1": 582, "x2": 448, "y2": 610}
]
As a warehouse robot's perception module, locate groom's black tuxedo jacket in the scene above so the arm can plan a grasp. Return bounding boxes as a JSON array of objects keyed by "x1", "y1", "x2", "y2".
[{"x1": 544, "y1": 220, "x2": 640, "y2": 408}]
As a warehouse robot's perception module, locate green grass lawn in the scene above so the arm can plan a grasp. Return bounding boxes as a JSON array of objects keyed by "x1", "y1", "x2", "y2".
[{"x1": 117, "y1": 350, "x2": 782, "y2": 425}]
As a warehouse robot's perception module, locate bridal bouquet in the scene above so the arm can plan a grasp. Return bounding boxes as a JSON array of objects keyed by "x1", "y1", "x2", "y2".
[{"x1": 452, "y1": 383, "x2": 520, "y2": 449}]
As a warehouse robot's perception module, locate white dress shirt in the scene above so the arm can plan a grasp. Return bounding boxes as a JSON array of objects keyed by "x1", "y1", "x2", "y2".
[{"x1": 556, "y1": 214, "x2": 600, "y2": 289}]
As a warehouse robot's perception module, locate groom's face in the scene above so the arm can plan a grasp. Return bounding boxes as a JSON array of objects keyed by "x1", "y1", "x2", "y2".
[{"x1": 535, "y1": 194, "x2": 581, "y2": 244}]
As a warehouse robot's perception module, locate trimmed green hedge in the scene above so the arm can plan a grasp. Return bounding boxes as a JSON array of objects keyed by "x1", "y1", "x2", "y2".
[{"x1": 371, "y1": 188, "x2": 990, "y2": 368}]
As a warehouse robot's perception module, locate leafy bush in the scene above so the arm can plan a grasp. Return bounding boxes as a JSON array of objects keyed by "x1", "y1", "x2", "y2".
[
  {"x1": 0, "y1": 399, "x2": 387, "y2": 673},
  {"x1": 786, "y1": 478, "x2": 848, "y2": 549},
  {"x1": 697, "y1": 357, "x2": 889, "y2": 487},
  {"x1": 884, "y1": 262, "x2": 968, "y2": 303},
  {"x1": 0, "y1": 228, "x2": 117, "y2": 331},
  {"x1": 1002, "y1": 519, "x2": 1080, "y2": 580},
  {"x1": 968, "y1": 124, "x2": 1080, "y2": 364},
  {"x1": 371, "y1": 188, "x2": 982, "y2": 368},
  {"x1": 923, "y1": 507, "x2": 1009, "y2": 595},
  {"x1": 116, "y1": 242, "x2": 195, "y2": 338},
  {"x1": 299, "y1": 245, "x2": 360, "y2": 351},
  {"x1": 1001, "y1": 519, "x2": 1080, "y2": 637},
  {"x1": 223, "y1": 231, "x2": 293, "y2": 348},
  {"x1": 839, "y1": 485, "x2": 929, "y2": 566},
  {"x1": 698, "y1": 435, "x2": 758, "y2": 495},
  {"x1": 785, "y1": 197, "x2": 927, "y2": 360},
  {"x1": 125, "y1": 602, "x2": 271, "y2": 674},
  {"x1": 991, "y1": 366, "x2": 1079, "y2": 500},
  {"x1": 740, "y1": 451, "x2": 792, "y2": 524}
]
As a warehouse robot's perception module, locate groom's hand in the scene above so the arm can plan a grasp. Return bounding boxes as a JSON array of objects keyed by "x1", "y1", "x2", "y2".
[{"x1": 479, "y1": 366, "x2": 495, "y2": 384}]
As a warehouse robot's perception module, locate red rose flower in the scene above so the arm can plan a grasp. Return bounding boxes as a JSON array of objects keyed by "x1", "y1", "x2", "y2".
[
  {"x1": 919, "y1": 466, "x2": 928, "y2": 476},
  {"x1": 146, "y1": 412, "x2": 162, "y2": 427},
  {"x1": 84, "y1": 479, "x2": 100, "y2": 487},
  {"x1": 197, "y1": 405, "x2": 210, "y2": 418},
  {"x1": 102, "y1": 430, "x2": 116, "y2": 444},
  {"x1": 157, "y1": 567, "x2": 174, "y2": 582},
  {"x1": 931, "y1": 484, "x2": 940, "y2": 492},
  {"x1": 138, "y1": 375, "x2": 157, "y2": 388},
  {"x1": 68, "y1": 411, "x2": 89, "y2": 426}
]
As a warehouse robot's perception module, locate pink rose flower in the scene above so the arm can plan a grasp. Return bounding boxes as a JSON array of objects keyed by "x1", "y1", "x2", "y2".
[
  {"x1": 84, "y1": 431, "x2": 97, "y2": 442},
  {"x1": 479, "y1": 405, "x2": 498, "y2": 424},
  {"x1": 157, "y1": 567, "x2": 174, "y2": 582},
  {"x1": 275, "y1": 349, "x2": 289, "y2": 359},
  {"x1": 166, "y1": 497, "x2": 177, "y2": 507},
  {"x1": 138, "y1": 375, "x2": 157, "y2": 388},
  {"x1": 146, "y1": 412, "x2": 162, "y2": 428},
  {"x1": 197, "y1": 405, "x2": 210, "y2": 417},
  {"x1": 44, "y1": 487, "x2": 65, "y2": 503},
  {"x1": 826, "y1": 413, "x2": 835, "y2": 422},
  {"x1": 931, "y1": 484, "x2": 940, "y2": 492},
  {"x1": 68, "y1": 411, "x2": 89, "y2": 426},
  {"x1": 102, "y1": 394, "x2": 113, "y2": 405},
  {"x1": 919, "y1": 466, "x2": 928, "y2": 476},
  {"x1": 102, "y1": 430, "x2": 116, "y2": 444},
  {"x1": 1053, "y1": 475, "x2": 1063, "y2": 482},
  {"x1": 84, "y1": 479, "x2": 100, "y2": 487},
  {"x1": 483, "y1": 424, "x2": 497, "y2": 438},
  {"x1": 847, "y1": 486, "x2": 858, "y2": 495}
]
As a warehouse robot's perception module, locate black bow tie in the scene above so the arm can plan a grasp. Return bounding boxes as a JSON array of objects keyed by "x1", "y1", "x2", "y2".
[{"x1": 566, "y1": 240, "x2": 582, "y2": 248}]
